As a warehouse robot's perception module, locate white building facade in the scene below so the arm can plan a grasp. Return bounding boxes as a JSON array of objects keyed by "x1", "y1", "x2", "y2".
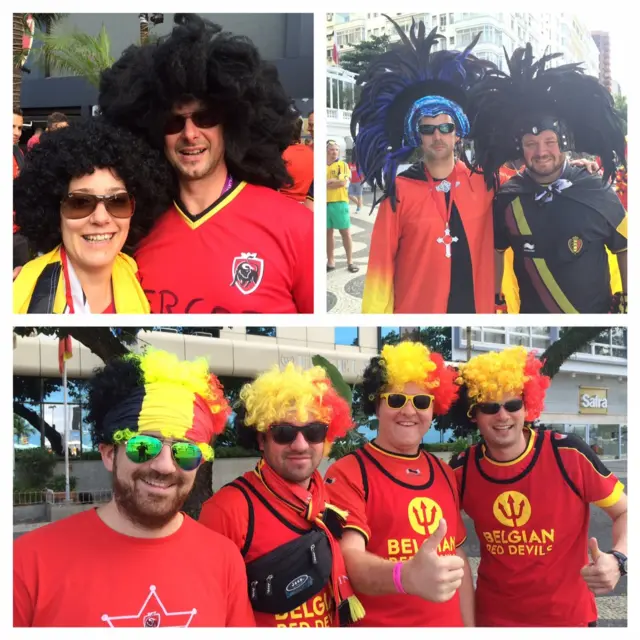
[{"x1": 451, "y1": 327, "x2": 627, "y2": 458}]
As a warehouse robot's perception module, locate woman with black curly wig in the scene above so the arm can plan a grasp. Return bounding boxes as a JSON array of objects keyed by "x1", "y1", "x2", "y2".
[
  {"x1": 13, "y1": 117, "x2": 172, "y2": 314},
  {"x1": 98, "y1": 13, "x2": 313, "y2": 314},
  {"x1": 323, "y1": 341, "x2": 475, "y2": 628}
]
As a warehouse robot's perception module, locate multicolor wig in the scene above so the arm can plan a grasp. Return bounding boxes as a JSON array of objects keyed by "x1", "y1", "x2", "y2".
[
  {"x1": 237, "y1": 362, "x2": 354, "y2": 444},
  {"x1": 360, "y1": 342, "x2": 459, "y2": 416},
  {"x1": 351, "y1": 14, "x2": 494, "y2": 210},
  {"x1": 455, "y1": 346, "x2": 550, "y2": 422},
  {"x1": 87, "y1": 349, "x2": 231, "y2": 461}
]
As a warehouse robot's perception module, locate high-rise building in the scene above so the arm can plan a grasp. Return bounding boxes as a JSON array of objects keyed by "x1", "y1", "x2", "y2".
[{"x1": 592, "y1": 31, "x2": 612, "y2": 92}]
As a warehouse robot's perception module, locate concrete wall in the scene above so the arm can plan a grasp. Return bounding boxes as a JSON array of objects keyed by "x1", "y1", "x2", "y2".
[{"x1": 14, "y1": 504, "x2": 47, "y2": 524}]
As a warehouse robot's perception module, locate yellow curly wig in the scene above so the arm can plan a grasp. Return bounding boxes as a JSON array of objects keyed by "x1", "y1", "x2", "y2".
[
  {"x1": 381, "y1": 342, "x2": 439, "y2": 390},
  {"x1": 239, "y1": 362, "x2": 353, "y2": 441}
]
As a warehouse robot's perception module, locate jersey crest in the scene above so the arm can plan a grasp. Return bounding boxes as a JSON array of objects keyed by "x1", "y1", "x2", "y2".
[{"x1": 230, "y1": 252, "x2": 264, "y2": 295}]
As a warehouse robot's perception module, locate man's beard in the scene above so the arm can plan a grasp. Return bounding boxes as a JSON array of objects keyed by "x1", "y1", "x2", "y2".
[
  {"x1": 526, "y1": 155, "x2": 565, "y2": 179},
  {"x1": 112, "y1": 455, "x2": 192, "y2": 530}
]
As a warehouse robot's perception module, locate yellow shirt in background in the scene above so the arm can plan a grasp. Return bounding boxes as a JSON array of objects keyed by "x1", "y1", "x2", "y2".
[{"x1": 327, "y1": 160, "x2": 349, "y2": 203}]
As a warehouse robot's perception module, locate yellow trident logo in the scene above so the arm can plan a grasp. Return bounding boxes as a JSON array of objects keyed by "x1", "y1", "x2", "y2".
[
  {"x1": 408, "y1": 497, "x2": 443, "y2": 536},
  {"x1": 493, "y1": 491, "x2": 532, "y2": 528}
]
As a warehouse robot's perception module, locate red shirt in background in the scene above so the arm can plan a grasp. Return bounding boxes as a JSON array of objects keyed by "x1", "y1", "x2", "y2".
[
  {"x1": 14, "y1": 508, "x2": 256, "y2": 627},
  {"x1": 280, "y1": 143, "x2": 314, "y2": 203}
]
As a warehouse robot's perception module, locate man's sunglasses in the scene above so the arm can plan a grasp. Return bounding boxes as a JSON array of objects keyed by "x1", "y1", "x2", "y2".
[
  {"x1": 124, "y1": 434, "x2": 202, "y2": 471},
  {"x1": 379, "y1": 393, "x2": 435, "y2": 411},
  {"x1": 270, "y1": 422, "x2": 329, "y2": 445},
  {"x1": 475, "y1": 398, "x2": 524, "y2": 415},
  {"x1": 418, "y1": 123, "x2": 456, "y2": 135},
  {"x1": 164, "y1": 107, "x2": 222, "y2": 135},
  {"x1": 60, "y1": 192, "x2": 135, "y2": 220}
]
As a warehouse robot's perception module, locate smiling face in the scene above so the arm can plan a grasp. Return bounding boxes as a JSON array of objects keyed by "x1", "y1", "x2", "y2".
[
  {"x1": 473, "y1": 393, "x2": 526, "y2": 458},
  {"x1": 522, "y1": 130, "x2": 566, "y2": 181},
  {"x1": 419, "y1": 113, "x2": 456, "y2": 163},
  {"x1": 13, "y1": 113, "x2": 23, "y2": 145},
  {"x1": 258, "y1": 416, "x2": 324, "y2": 486},
  {"x1": 163, "y1": 98, "x2": 225, "y2": 182},
  {"x1": 375, "y1": 381, "x2": 434, "y2": 454},
  {"x1": 60, "y1": 168, "x2": 131, "y2": 272},
  {"x1": 100, "y1": 432, "x2": 197, "y2": 530}
]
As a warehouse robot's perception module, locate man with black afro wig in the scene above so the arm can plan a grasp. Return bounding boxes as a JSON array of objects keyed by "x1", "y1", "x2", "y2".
[
  {"x1": 14, "y1": 348, "x2": 257, "y2": 627},
  {"x1": 98, "y1": 13, "x2": 313, "y2": 314}
]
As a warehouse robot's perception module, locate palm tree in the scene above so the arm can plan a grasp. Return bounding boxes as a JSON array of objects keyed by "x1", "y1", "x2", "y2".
[
  {"x1": 13, "y1": 13, "x2": 67, "y2": 108},
  {"x1": 35, "y1": 25, "x2": 115, "y2": 88},
  {"x1": 139, "y1": 14, "x2": 150, "y2": 45}
]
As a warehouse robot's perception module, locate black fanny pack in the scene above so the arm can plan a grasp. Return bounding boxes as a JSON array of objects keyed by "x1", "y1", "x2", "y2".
[{"x1": 245, "y1": 528, "x2": 333, "y2": 614}]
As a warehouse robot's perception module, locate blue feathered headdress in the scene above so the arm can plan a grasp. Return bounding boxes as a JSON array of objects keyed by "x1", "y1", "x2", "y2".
[{"x1": 351, "y1": 15, "x2": 494, "y2": 211}]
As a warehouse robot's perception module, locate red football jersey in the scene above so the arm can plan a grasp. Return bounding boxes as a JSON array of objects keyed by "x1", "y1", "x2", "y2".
[
  {"x1": 325, "y1": 442, "x2": 466, "y2": 627},
  {"x1": 14, "y1": 509, "x2": 256, "y2": 627},
  {"x1": 135, "y1": 182, "x2": 314, "y2": 313},
  {"x1": 450, "y1": 428, "x2": 624, "y2": 627},
  {"x1": 200, "y1": 472, "x2": 335, "y2": 627}
]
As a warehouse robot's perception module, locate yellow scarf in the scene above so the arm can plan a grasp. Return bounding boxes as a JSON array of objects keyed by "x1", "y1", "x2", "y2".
[{"x1": 13, "y1": 245, "x2": 150, "y2": 314}]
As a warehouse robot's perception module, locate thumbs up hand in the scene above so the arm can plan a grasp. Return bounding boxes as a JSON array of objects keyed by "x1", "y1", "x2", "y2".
[
  {"x1": 580, "y1": 538, "x2": 621, "y2": 595},
  {"x1": 401, "y1": 519, "x2": 465, "y2": 603}
]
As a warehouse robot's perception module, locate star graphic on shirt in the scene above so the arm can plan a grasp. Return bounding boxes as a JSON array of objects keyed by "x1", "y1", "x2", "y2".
[{"x1": 101, "y1": 585, "x2": 197, "y2": 627}]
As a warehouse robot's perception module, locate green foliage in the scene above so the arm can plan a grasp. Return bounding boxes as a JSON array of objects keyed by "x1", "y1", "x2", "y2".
[
  {"x1": 328, "y1": 429, "x2": 367, "y2": 460},
  {"x1": 214, "y1": 446, "x2": 260, "y2": 459},
  {"x1": 14, "y1": 448, "x2": 58, "y2": 490},
  {"x1": 422, "y1": 442, "x2": 456, "y2": 453},
  {"x1": 451, "y1": 437, "x2": 471, "y2": 455},
  {"x1": 312, "y1": 355, "x2": 352, "y2": 406},
  {"x1": 381, "y1": 327, "x2": 452, "y2": 359},
  {"x1": 13, "y1": 414, "x2": 34, "y2": 438},
  {"x1": 48, "y1": 474, "x2": 77, "y2": 492},
  {"x1": 340, "y1": 34, "x2": 392, "y2": 76},
  {"x1": 614, "y1": 94, "x2": 627, "y2": 135}
]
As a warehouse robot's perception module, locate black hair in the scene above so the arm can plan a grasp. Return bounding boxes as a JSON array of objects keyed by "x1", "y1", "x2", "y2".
[
  {"x1": 13, "y1": 117, "x2": 173, "y2": 254},
  {"x1": 99, "y1": 13, "x2": 297, "y2": 190},
  {"x1": 359, "y1": 356, "x2": 387, "y2": 416},
  {"x1": 292, "y1": 117, "x2": 303, "y2": 143},
  {"x1": 47, "y1": 112, "x2": 68, "y2": 128},
  {"x1": 13, "y1": 107, "x2": 23, "y2": 117},
  {"x1": 234, "y1": 403, "x2": 261, "y2": 452},
  {"x1": 86, "y1": 356, "x2": 144, "y2": 447}
]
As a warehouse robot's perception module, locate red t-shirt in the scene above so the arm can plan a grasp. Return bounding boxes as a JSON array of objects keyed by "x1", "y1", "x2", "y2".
[
  {"x1": 134, "y1": 182, "x2": 314, "y2": 313},
  {"x1": 348, "y1": 163, "x2": 362, "y2": 184},
  {"x1": 199, "y1": 472, "x2": 335, "y2": 627},
  {"x1": 325, "y1": 442, "x2": 466, "y2": 627},
  {"x1": 280, "y1": 143, "x2": 314, "y2": 202},
  {"x1": 450, "y1": 428, "x2": 624, "y2": 627},
  {"x1": 14, "y1": 509, "x2": 256, "y2": 627}
]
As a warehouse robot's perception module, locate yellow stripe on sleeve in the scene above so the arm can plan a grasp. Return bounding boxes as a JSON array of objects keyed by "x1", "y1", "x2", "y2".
[{"x1": 593, "y1": 480, "x2": 625, "y2": 508}]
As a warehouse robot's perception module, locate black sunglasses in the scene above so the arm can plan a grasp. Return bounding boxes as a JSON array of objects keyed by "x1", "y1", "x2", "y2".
[
  {"x1": 164, "y1": 107, "x2": 223, "y2": 135},
  {"x1": 418, "y1": 123, "x2": 456, "y2": 135},
  {"x1": 475, "y1": 398, "x2": 524, "y2": 415},
  {"x1": 60, "y1": 192, "x2": 135, "y2": 219},
  {"x1": 269, "y1": 422, "x2": 329, "y2": 445}
]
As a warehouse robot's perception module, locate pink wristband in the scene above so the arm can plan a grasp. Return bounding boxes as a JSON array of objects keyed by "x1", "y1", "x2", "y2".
[{"x1": 393, "y1": 561, "x2": 407, "y2": 594}]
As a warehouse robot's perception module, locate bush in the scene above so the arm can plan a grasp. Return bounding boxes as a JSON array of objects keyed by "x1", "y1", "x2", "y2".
[
  {"x1": 47, "y1": 475, "x2": 77, "y2": 492},
  {"x1": 422, "y1": 443, "x2": 455, "y2": 453},
  {"x1": 14, "y1": 448, "x2": 58, "y2": 490},
  {"x1": 451, "y1": 437, "x2": 471, "y2": 455},
  {"x1": 214, "y1": 446, "x2": 260, "y2": 459}
]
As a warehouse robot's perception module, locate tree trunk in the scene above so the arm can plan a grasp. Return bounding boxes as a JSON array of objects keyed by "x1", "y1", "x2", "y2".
[
  {"x1": 13, "y1": 402, "x2": 63, "y2": 454},
  {"x1": 65, "y1": 327, "x2": 132, "y2": 362},
  {"x1": 13, "y1": 13, "x2": 25, "y2": 109},
  {"x1": 540, "y1": 327, "x2": 609, "y2": 378},
  {"x1": 139, "y1": 18, "x2": 149, "y2": 45},
  {"x1": 465, "y1": 327, "x2": 472, "y2": 361},
  {"x1": 182, "y1": 461, "x2": 213, "y2": 520}
]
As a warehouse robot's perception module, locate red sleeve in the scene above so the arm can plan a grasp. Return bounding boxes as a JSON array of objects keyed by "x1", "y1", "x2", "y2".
[
  {"x1": 324, "y1": 455, "x2": 370, "y2": 543},
  {"x1": 13, "y1": 535, "x2": 37, "y2": 627},
  {"x1": 361, "y1": 196, "x2": 399, "y2": 313},
  {"x1": 198, "y1": 485, "x2": 250, "y2": 552},
  {"x1": 224, "y1": 541, "x2": 256, "y2": 627},
  {"x1": 13, "y1": 558, "x2": 32, "y2": 626},
  {"x1": 555, "y1": 434, "x2": 624, "y2": 506},
  {"x1": 291, "y1": 208, "x2": 314, "y2": 313},
  {"x1": 441, "y1": 460, "x2": 467, "y2": 547}
]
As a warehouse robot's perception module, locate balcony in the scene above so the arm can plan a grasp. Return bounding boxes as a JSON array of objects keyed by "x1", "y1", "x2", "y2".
[{"x1": 327, "y1": 108, "x2": 353, "y2": 122}]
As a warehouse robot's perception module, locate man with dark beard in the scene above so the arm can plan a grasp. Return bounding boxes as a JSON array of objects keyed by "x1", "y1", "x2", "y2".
[
  {"x1": 13, "y1": 350, "x2": 255, "y2": 628},
  {"x1": 469, "y1": 45, "x2": 627, "y2": 314}
]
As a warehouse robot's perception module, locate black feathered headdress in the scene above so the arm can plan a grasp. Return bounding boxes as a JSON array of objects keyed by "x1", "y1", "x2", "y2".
[
  {"x1": 468, "y1": 44, "x2": 626, "y2": 187},
  {"x1": 351, "y1": 14, "x2": 494, "y2": 211}
]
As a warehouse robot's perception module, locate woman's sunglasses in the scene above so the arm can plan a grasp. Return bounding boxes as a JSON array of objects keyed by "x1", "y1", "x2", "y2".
[
  {"x1": 164, "y1": 107, "x2": 222, "y2": 135},
  {"x1": 418, "y1": 123, "x2": 456, "y2": 135},
  {"x1": 379, "y1": 393, "x2": 434, "y2": 411},
  {"x1": 475, "y1": 398, "x2": 524, "y2": 415},
  {"x1": 60, "y1": 192, "x2": 135, "y2": 220},
  {"x1": 124, "y1": 434, "x2": 202, "y2": 471},
  {"x1": 270, "y1": 422, "x2": 329, "y2": 445}
]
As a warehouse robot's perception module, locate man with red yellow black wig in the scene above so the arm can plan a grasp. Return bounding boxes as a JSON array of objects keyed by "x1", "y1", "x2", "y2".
[
  {"x1": 200, "y1": 362, "x2": 365, "y2": 628},
  {"x1": 450, "y1": 346, "x2": 628, "y2": 627},
  {"x1": 14, "y1": 349, "x2": 255, "y2": 627},
  {"x1": 324, "y1": 341, "x2": 474, "y2": 627}
]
